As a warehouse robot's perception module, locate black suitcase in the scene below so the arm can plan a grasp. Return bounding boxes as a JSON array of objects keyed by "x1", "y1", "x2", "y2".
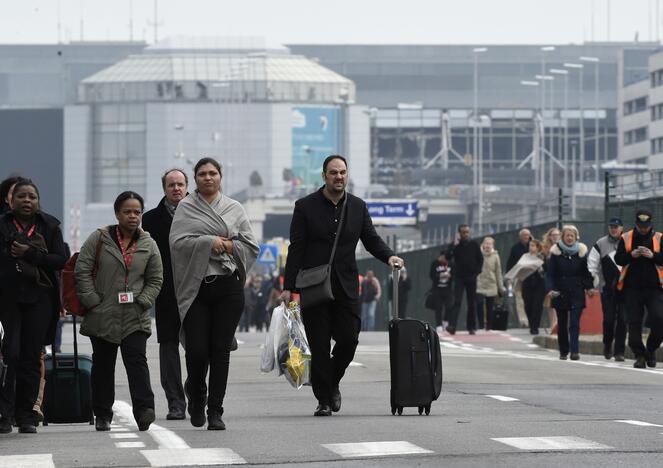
[
  {"x1": 389, "y1": 268, "x2": 442, "y2": 416},
  {"x1": 491, "y1": 300, "x2": 509, "y2": 331},
  {"x1": 43, "y1": 316, "x2": 94, "y2": 425}
]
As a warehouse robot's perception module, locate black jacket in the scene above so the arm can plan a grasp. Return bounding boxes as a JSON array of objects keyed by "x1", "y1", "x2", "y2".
[
  {"x1": 546, "y1": 243, "x2": 593, "y2": 311},
  {"x1": 506, "y1": 241, "x2": 530, "y2": 272},
  {"x1": 142, "y1": 198, "x2": 180, "y2": 342},
  {"x1": 0, "y1": 211, "x2": 67, "y2": 345},
  {"x1": 284, "y1": 188, "x2": 395, "y2": 301},
  {"x1": 447, "y1": 239, "x2": 483, "y2": 279},
  {"x1": 614, "y1": 228, "x2": 663, "y2": 290}
]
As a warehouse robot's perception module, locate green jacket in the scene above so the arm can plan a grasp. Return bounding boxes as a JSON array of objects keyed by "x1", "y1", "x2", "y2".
[{"x1": 75, "y1": 227, "x2": 163, "y2": 344}]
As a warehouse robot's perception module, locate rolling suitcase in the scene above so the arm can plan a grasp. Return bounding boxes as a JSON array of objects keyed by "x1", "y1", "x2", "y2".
[
  {"x1": 491, "y1": 300, "x2": 509, "y2": 331},
  {"x1": 388, "y1": 268, "x2": 442, "y2": 416},
  {"x1": 43, "y1": 315, "x2": 94, "y2": 425}
]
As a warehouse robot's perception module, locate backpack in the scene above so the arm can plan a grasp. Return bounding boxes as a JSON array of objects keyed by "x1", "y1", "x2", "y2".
[{"x1": 61, "y1": 239, "x2": 102, "y2": 316}]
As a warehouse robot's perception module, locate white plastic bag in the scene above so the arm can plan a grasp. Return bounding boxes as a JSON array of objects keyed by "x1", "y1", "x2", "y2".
[
  {"x1": 277, "y1": 303, "x2": 312, "y2": 389},
  {"x1": 260, "y1": 304, "x2": 286, "y2": 373}
]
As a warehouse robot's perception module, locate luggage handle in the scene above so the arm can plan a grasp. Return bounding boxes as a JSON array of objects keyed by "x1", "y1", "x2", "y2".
[{"x1": 392, "y1": 267, "x2": 400, "y2": 320}]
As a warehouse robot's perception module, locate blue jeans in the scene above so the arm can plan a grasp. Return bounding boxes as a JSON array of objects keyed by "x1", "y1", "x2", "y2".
[
  {"x1": 361, "y1": 301, "x2": 377, "y2": 331},
  {"x1": 556, "y1": 307, "x2": 582, "y2": 355}
]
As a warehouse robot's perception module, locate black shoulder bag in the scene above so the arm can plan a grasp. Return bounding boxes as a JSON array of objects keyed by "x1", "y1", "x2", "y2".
[{"x1": 295, "y1": 194, "x2": 348, "y2": 309}]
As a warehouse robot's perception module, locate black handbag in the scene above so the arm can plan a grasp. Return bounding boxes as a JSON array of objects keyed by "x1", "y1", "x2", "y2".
[{"x1": 295, "y1": 195, "x2": 348, "y2": 309}]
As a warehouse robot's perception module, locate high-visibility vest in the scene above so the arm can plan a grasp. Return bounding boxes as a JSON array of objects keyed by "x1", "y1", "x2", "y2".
[{"x1": 616, "y1": 229, "x2": 663, "y2": 291}]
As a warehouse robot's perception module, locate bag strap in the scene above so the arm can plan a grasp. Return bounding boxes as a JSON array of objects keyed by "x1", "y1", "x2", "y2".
[{"x1": 327, "y1": 194, "x2": 348, "y2": 265}]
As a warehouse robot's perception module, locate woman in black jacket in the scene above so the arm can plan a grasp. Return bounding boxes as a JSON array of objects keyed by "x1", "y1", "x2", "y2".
[
  {"x1": 0, "y1": 179, "x2": 67, "y2": 434},
  {"x1": 546, "y1": 225, "x2": 594, "y2": 361}
]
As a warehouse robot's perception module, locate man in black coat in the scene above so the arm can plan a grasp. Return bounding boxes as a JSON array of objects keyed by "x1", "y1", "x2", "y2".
[
  {"x1": 446, "y1": 224, "x2": 483, "y2": 334},
  {"x1": 141, "y1": 169, "x2": 188, "y2": 420},
  {"x1": 281, "y1": 155, "x2": 403, "y2": 417}
]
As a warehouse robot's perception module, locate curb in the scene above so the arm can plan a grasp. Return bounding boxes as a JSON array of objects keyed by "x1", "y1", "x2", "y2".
[{"x1": 532, "y1": 334, "x2": 663, "y2": 361}]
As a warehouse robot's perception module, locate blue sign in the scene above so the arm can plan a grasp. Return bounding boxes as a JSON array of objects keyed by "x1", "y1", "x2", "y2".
[
  {"x1": 367, "y1": 201, "x2": 418, "y2": 226},
  {"x1": 292, "y1": 106, "x2": 340, "y2": 187},
  {"x1": 257, "y1": 244, "x2": 279, "y2": 266}
]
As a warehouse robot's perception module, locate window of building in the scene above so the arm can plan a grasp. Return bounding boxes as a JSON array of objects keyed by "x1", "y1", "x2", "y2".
[
  {"x1": 652, "y1": 103, "x2": 663, "y2": 121},
  {"x1": 624, "y1": 96, "x2": 647, "y2": 116},
  {"x1": 651, "y1": 137, "x2": 663, "y2": 154},
  {"x1": 625, "y1": 126, "x2": 648, "y2": 145}
]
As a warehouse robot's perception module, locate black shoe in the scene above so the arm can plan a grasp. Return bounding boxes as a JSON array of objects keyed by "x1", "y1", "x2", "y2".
[
  {"x1": 166, "y1": 409, "x2": 186, "y2": 420},
  {"x1": 207, "y1": 409, "x2": 226, "y2": 431},
  {"x1": 646, "y1": 356, "x2": 657, "y2": 368},
  {"x1": 314, "y1": 404, "x2": 332, "y2": 416},
  {"x1": 530, "y1": 329, "x2": 539, "y2": 335},
  {"x1": 603, "y1": 344, "x2": 613, "y2": 360},
  {"x1": 446, "y1": 326, "x2": 456, "y2": 335},
  {"x1": 137, "y1": 408, "x2": 155, "y2": 432},
  {"x1": 614, "y1": 354, "x2": 625, "y2": 362},
  {"x1": 331, "y1": 386, "x2": 342, "y2": 413},
  {"x1": 559, "y1": 354, "x2": 568, "y2": 360},
  {"x1": 185, "y1": 381, "x2": 207, "y2": 428},
  {"x1": 634, "y1": 356, "x2": 647, "y2": 368},
  {"x1": 18, "y1": 424, "x2": 37, "y2": 434},
  {"x1": 95, "y1": 417, "x2": 111, "y2": 431},
  {"x1": 570, "y1": 353, "x2": 580, "y2": 361},
  {"x1": 468, "y1": 329, "x2": 476, "y2": 335},
  {"x1": 0, "y1": 418, "x2": 12, "y2": 434}
]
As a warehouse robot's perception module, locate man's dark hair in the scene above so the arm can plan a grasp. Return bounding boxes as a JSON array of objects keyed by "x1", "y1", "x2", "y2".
[
  {"x1": 322, "y1": 155, "x2": 347, "y2": 173},
  {"x1": 161, "y1": 168, "x2": 188, "y2": 189},
  {"x1": 1, "y1": 174, "x2": 23, "y2": 202},
  {"x1": 11, "y1": 177, "x2": 40, "y2": 200},
  {"x1": 458, "y1": 224, "x2": 470, "y2": 232},
  {"x1": 193, "y1": 157, "x2": 221, "y2": 176},
  {"x1": 114, "y1": 191, "x2": 144, "y2": 213}
]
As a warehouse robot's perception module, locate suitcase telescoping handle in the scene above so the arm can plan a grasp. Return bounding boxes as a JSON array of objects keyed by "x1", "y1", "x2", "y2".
[{"x1": 391, "y1": 264, "x2": 402, "y2": 320}]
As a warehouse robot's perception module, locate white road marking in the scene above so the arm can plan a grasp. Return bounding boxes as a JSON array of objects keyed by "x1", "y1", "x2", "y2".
[
  {"x1": 141, "y1": 448, "x2": 247, "y2": 466},
  {"x1": 110, "y1": 433, "x2": 140, "y2": 439},
  {"x1": 509, "y1": 337, "x2": 523, "y2": 342},
  {"x1": 492, "y1": 436, "x2": 612, "y2": 450},
  {"x1": 527, "y1": 344, "x2": 539, "y2": 348},
  {"x1": 349, "y1": 361, "x2": 365, "y2": 367},
  {"x1": 111, "y1": 427, "x2": 130, "y2": 432},
  {"x1": 0, "y1": 454, "x2": 54, "y2": 468},
  {"x1": 486, "y1": 395, "x2": 520, "y2": 402},
  {"x1": 116, "y1": 441, "x2": 146, "y2": 448},
  {"x1": 114, "y1": 400, "x2": 189, "y2": 449},
  {"x1": 615, "y1": 420, "x2": 663, "y2": 427},
  {"x1": 322, "y1": 441, "x2": 433, "y2": 458}
]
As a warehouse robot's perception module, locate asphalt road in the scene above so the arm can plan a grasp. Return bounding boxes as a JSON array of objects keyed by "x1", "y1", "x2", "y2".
[{"x1": 2, "y1": 323, "x2": 663, "y2": 467}]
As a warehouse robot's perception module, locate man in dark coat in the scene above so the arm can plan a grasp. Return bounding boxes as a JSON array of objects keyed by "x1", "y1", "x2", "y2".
[
  {"x1": 141, "y1": 169, "x2": 188, "y2": 420},
  {"x1": 506, "y1": 228, "x2": 532, "y2": 327},
  {"x1": 281, "y1": 155, "x2": 403, "y2": 417}
]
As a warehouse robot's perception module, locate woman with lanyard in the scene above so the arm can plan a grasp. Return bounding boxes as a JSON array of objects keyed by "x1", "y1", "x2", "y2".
[
  {"x1": 75, "y1": 191, "x2": 163, "y2": 432},
  {"x1": 0, "y1": 178, "x2": 67, "y2": 434},
  {"x1": 170, "y1": 157, "x2": 258, "y2": 431}
]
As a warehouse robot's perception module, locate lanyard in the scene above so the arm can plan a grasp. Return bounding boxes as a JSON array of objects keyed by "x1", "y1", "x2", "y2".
[
  {"x1": 12, "y1": 219, "x2": 36, "y2": 238},
  {"x1": 116, "y1": 226, "x2": 138, "y2": 289}
]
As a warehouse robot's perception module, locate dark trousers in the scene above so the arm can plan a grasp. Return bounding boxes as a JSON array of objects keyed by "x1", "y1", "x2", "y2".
[
  {"x1": 90, "y1": 331, "x2": 154, "y2": 421},
  {"x1": 302, "y1": 297, "x2": 360, "y2": 406},
  {"x1": 556, "y1": 307, "x2": 582, "y2": 355},
  {"x1": 522, "y1": 285, "x2": 545, "y2": 333},
  {"x1": 624, "y1": 288, "x2": 663, "y2": 358},
  {"x1": 601, "y1": 288, "x2": 626, "y2": 355},
  {"x1": 449, "y1": 277, "x2": 478, "y2": 331},
  {"x1": 159, "y1": 340, "x2": 185, "y2": 413},
  {"x1": 183, "y1": 275, "x2": 244, "y2": 412},
  {"x1": 0, "y1": 292, "x2": 52, "y2": 425},
  {"x1": 433, "y1": 288, "x2": 453, "y2": 327},
  {"x1": 475, "y1": 295, "x2": 495, "y2": 330}
]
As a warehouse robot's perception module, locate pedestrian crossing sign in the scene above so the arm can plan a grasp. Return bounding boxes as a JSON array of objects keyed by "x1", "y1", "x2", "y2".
[{"x1": 257, "y1": 244, "x2": 278, "y2": 266}]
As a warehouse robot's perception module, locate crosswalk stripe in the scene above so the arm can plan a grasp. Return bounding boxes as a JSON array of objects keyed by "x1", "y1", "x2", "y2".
[
  {"x1": 141, "y1": 448, "x2": 247, "y2": 466},
  {"x1": 615, "y1": 420, "x2": 663, "y2": 427},
  {"x1": 492, "y1": 436, "x2": 612, "y2": 450},
  {"x1": 486, "y1": 395, "x2": 519, "y2": 402},
  {"x1": 114, "y1": 400, "x2": 189, "y2": 449},
  {"x1": 322, "y1": 441, "x2": 433, "y2": 458},
  {"x1": 116, "y1": 441, "x2": 146, "y2": 448},
  {"x1": 0, "y1": 454, "x2": 54, "y2": 468},
  {"x1": 110, "y1": 433, "x2": 139, "y2": 439}
]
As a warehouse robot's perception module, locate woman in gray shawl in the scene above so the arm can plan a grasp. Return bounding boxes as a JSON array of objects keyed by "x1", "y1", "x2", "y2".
[{"x1": 170, "y1": 157, "x2": 259, "y2": 431}]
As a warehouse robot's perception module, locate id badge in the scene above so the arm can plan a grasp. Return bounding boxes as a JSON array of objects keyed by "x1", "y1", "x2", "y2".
[{"x1": 118, "y1": 291, "x2": 134, "y2": 304}]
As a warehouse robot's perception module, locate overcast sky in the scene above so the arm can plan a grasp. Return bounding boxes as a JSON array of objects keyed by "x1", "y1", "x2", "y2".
[{"x1": 1, "y1": 0, "x2": 662, "y2": 45}]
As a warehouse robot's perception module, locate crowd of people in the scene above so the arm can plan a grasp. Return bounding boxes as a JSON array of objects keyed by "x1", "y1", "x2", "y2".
[{"x1": 1, "y1": 152, "x2": 661, "y2": 433}]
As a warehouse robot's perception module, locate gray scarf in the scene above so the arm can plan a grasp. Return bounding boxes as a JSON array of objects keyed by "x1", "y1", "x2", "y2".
[{"x1": 169, "y1": 191, "x2": 259, "y2": 343}]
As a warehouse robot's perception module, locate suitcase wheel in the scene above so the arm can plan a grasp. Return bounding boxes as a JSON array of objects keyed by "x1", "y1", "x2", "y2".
[
  {"x1": 418, "y1": 406, "x2": 423, "y2": 415},
  {"x1": 397, "y1": 407, "x2": 403, "y2": 416},
  {"x1": 425, "y1": 405, "x2": 431, "y2": 416}
]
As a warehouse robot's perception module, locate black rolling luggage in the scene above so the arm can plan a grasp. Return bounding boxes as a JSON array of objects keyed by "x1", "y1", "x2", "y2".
[
  {"x1": 491, "y1": 300, "x2": 509, "y2": 331},
  {"x1": 388, "y1": 268, "x2": 442, "y2": 416},
  {"x1": 43, "y1": 316, "x2": 94, "y2": 425}
]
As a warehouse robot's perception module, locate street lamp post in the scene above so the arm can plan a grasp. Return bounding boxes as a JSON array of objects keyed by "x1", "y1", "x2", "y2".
[
  {"x1": 536, "y1": 74, "x2": 555, "y2": 190},
  {"x1": 580, "y1": 56, "x2": 600, "y2": 187},
  {"x1": 472, "y1": 47, "x2": 487, "y2": 206},
  {"x1": 565, "y1": 62, "x2": 584, "y2": 192},
  {"x1": 520, "y1": 80, "x2": 541, "y2": 191},
  {"x1": 550, "y1": 68, "x2": 569, "y2": 193}
]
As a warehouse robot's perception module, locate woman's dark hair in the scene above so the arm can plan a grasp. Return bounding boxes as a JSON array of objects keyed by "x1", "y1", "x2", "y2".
[
  {"x1": 322, "y1": 155, "x2": 347, "y2": 173},
  {"x1": 194, "y1": 157, "x2": 221, "y2": 176},
  {"x1": 0, "y1": 175, "x2": 22, "y2": 202},
  {"x1": 11, "y1": 177, "x2": 40, "y2": 200},
  {"x1": 113, "y1": 191, "x2": 144, "y2": 213}
]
